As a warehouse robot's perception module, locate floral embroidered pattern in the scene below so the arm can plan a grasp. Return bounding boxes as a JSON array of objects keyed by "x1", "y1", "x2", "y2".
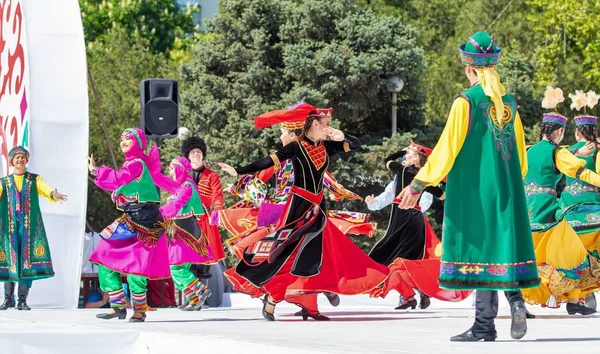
[
  {"x1": 563, "y1": 180, "x2": 600, "y2": 197},
  {"x1": 524, "y1": 181, "x2": 557, "y2": 198},
  {"x1": 482, "y1": 102, "x2": 516, "y2": 161},
  {"x1": 441, "y1": 261, "x2": 537, "y2": 278}
]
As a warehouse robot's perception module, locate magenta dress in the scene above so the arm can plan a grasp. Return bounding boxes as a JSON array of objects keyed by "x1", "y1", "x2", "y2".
[
  {"x1": 160, "y1": 182, "x2": 215, "y2": 266},
  {"x1": 89, "y1": 160, "x2": 172, "y2": 279}
]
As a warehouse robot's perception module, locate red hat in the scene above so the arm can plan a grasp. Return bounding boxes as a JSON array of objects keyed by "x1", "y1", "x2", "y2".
[
  {"x1": 254, "y1": 102, "x2": 316, "y2": 130},
  {"x1": 403, "y1": 141, "x2": 432, "y2": 157}
]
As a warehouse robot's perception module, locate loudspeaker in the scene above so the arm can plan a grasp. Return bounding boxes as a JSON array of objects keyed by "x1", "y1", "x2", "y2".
[{"x1": 140, "y1": 79, "x2": 179, "y2": 139}]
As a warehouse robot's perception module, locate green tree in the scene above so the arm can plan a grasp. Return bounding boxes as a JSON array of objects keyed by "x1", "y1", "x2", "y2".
[
  {"x1": 79, "y1": 0, "x2": 198, "y2": 54},
  {"x1": 86, "y1": 27, "x2": 178, "y2": 230}
]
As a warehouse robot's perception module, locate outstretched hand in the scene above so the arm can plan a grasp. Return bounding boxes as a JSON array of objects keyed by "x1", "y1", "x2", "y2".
[
  {"x1": 365, "y1": 194, "x2": 375, "y2": 205},
  {"x1": 218, "y1": 163, "x2": 238, "y2": 177},
  {"x1": 53, "y1": 190, "x2": 68, "y2": 203}
]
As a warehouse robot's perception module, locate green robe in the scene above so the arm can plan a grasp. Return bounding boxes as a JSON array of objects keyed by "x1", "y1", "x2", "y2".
[
  {"x1": 0, "y1": 173, "x2": 54, "y2": 282},
  {"x1": 417, "y1": 84, "x2": 539, "y2": 291}
]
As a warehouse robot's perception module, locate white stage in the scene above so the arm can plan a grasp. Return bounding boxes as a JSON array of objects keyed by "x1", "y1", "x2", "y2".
[{"x1": 1, "y1": 294, "x2": 599, "y2": 354}]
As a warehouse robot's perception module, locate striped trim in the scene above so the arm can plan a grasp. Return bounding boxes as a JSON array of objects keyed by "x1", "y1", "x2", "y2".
[
  {"x1": 131, "y1": 293, "x2": 148, "y2": 313},
  {"x1": 108, "y1": 289, "x2": 126, "y2": 309},
  {"x1": 184, "y1": 279, "x2": 200, "y2": 305}
]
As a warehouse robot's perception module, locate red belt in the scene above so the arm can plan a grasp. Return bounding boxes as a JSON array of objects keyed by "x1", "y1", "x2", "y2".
[
  {"x1": 291, "y1": 186, "x2": 324, "y2": 204},
  {"x1": 392, "y1": 198, "x2": 421, "y2": 210}
]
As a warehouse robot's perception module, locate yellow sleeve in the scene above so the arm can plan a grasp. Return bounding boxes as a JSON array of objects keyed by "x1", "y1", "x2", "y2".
[
  {"x1": 514, "y1": 112, "x2": 528, "y2": 179},
  {"x1": 36, "y1": 175, "x2": 57, "y2": 203},
  {"x1": 413, "y1": 97, "x2": 470, "y2": 188},
  {"x1": 0, "y1": 183, "x2": 2, "y2": 198},
  {"x1": 555, "y1": 148, "x2": 600, "y2": 187},
  {"x1": 595, "y1": 151, "x2": 600, "y2": 174}
]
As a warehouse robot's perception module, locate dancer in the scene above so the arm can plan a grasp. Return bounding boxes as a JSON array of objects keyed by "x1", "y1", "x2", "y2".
[
  {"x1": 520, "y1": 92, "x2": 600, "y2": 315},
  {"x1": 219, "y1": 104, "x2": 410, "y2": 321},
  {"x1": 366, "y1": 142, "x2": 446, "y2": 310},
  {"x1": 398, "y1": 31, "x2": 539, "y2": 341},
  {"x1": 88, "y1": 128, "x2": 173, "y2": 322},
  {"x1": 0, "y1": 146, "x2": 67, "y2": 311},
  {"x1": 218, "y1": 107, "x2": 375, "y2": 317},
  {"x1": 558, "y1": 105, "x2": 600, "y2": 310},
  {"x1": 181, "y1": 137, "x2": 226, "y2": 264},
  {"x1": 160, "y1": 157, "x2": 214, "y2": 311}
]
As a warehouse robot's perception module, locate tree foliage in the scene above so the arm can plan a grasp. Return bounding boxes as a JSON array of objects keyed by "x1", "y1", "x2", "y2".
[{"x1": 79, "y1": 0, "x2": 198, "y2": 54}]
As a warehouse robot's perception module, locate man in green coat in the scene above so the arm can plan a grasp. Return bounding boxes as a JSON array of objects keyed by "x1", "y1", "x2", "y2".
[
  {"x1": 398, "y1": 32, "x2": 540, "y2": 341},
  {"x1": 0, "y1": 146, "x2": 67, "y2": 310}
]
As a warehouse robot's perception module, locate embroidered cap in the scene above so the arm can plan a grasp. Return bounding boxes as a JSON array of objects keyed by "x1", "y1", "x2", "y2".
[
  {"x1": 574, "y1": 115, "x2": 597, "y2": 126},
  {"x1": 542, "y1": 113, "x2": 568, "y2": 127},
  {"x1": 9, "y1": 146, "x2": 29, "y2": 161},
  {"x1": 459, "y1": 31, "x2": 502, "y2": 68}
]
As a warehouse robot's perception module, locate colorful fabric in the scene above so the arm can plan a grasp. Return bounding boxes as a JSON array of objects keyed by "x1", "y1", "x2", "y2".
[
  {"x1": 542, "y1": 113, "x2": 568, "y2": 127},
  {"x1": 459, "y1": 31, "x2": 501, "y2": 68},
  {"x1": 0, "y1": 173, "x2": 54, "y2": 282},
  {"x1": 183, "y1": 278, "x2": 200, "y2": 305},
  {"x1": 574, "y1": 115, "x2": 597, "y2": 126},
  {"x1": 107, "y1": 289, "x2": 127, "y2": 309},
  {"x1": 8, "y1": 146, "x2": 29, "y2": 161},
  {"x1": 131, "y1": 292, "x2": 148, "y2": 313},
  {"x1": 413, "y1": 84, "x2": 539, "y2": 290}
]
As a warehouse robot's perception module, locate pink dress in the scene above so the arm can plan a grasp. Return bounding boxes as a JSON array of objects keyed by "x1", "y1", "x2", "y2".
[
  {"x1": 89, "y1": 161, "x2": 172, "y2": 279},
  {"x1": 160, "y1": 182, "x2": 215, "y2": 266}
]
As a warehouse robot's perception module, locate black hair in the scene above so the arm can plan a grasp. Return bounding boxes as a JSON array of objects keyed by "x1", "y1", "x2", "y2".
[
  {"x1": 539, "y1": 122, "x2": 563, "y2": 146},
  {"x1": 576, "y1": 124, "x2": 599, "y2": 148},
  {"x1": 299, "y1": 111, "x2": 324, "y2": 140},
  {"x1": 181, "y1": 136, "x2": 207, "y2": 158}
]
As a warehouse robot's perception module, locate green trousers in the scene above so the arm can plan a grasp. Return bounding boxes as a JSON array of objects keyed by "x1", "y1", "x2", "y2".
[
  {"x1": 170, "y1": 264, "x2": 196, "y2": 291},
  {"x1": 98, "y1": 265, "x2": 147, "y2": 312}
]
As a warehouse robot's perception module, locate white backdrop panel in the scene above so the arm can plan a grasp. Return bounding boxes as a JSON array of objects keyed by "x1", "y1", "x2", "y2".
[{"x1": 22, "y1": 0, "x2": 88, "y2": 308}]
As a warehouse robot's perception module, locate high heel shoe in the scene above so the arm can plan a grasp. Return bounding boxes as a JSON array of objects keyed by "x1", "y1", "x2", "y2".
[
  {"x1": 301, "y1": 308, "x2": 330, "y2": 321},
  {"x1": 566, "y1": 302, "x2": 596, "y2": 315},
  {"x1": 129, "y1": 312, "x2": 147, "y2": 323},
  {"x1": 419, "y1": 295, "x2": 431, "y2": 309},
  {"x1": 395, "y1": 298, "x2": 417, "y2": 310},
  {"x1": 96, "y1": 308, "x2": 127, "y2": 320},
  {"x1": 261, "y1": 295, "x2": 276, "y2": 321}
]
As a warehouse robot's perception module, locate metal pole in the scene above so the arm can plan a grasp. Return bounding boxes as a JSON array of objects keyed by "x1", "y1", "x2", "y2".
[{"x1": 391, "y1": 92, "x2": 398, "y2": 136}]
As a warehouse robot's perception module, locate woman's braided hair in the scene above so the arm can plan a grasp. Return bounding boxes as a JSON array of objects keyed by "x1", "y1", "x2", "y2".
[
  {"x1": 576, "y1": 124, "x2": 599, "y2": 149},
  {"x1": 539, "y1": 122, "x2": 564, "y2": 146}
]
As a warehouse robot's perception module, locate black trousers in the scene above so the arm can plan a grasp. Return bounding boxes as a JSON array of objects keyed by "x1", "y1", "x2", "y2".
[{"x1": 472, "y1": 290, "x2": 523, "y2": 334}]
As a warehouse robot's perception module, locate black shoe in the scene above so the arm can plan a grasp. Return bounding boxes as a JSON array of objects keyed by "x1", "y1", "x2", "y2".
[
  {"x1": 261, "y1": 295, "x2": 276, "y2": 321},
  {"x1": 395, "y1": 298, "x2": 417, "y2": 310},
  {"x1": 324, "y1": 292, "x2": 340, "y2": 307},
  {"x1": 129, "y1": 313, "x2": 147, "y2": 323},
  {"x1": 178, "y1": 300, "x2": 189, "y2": 310},
  {"x1": 420, "y1": 295, "x2": 431, "y2": 309},
  {"x1": 525, "y1": 308, "x2": 536, "y2": 319},
  {"x1": 96, "y1": 308, "x2": 127, "y2": 320},
  {"x1": 181, "y1": 303, "x2": 198, "y2": 311},
  {"x1": 301, "y1": 308, "x2": 330, "y2": 321},
  {"x1": 450, "y1": 328, "x2": 496, "y2": 342},
  {"x1": 196, "y1": 289, "x2": 212, "y2": 309},
  {"x1": 566, "y1": 302, "x2": 597, "y2": 315},
  {"x1": 293, "y1": 310, "x2": 302, "y2": 316},
  {"x1": 1, "y1": 283, "x2": 16, "y2": 310},
  {"x1": 509, "y1": 300, "x2": 527, "y2": 340}
]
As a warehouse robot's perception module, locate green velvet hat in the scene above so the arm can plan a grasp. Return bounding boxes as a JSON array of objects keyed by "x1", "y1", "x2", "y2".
[{"x1": 459, "y1": 31, "x2": 501, "y2": 67}]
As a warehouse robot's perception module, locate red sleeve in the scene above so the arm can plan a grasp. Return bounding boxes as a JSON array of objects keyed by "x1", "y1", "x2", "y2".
[
  {"x1": 209, "y1": 171, "x2": 224, "y2": 210},
  {"x1": 256, "y1": 166, "x2": 276, "y2": 182}
]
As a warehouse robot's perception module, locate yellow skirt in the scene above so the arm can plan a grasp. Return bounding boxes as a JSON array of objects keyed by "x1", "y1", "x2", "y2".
[{"x1": 522, "y1": 219, "x2": 600, "y2": 306}]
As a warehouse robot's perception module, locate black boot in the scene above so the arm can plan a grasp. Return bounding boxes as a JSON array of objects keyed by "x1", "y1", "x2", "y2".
[
  {"x1": 505, "y1": 290, "x2": 527, "y2": 339},
  {"x1": 507, "y1": 291, "x2": 536, "y2": 317},
  {"x1": 324, "y1": 292, "x2": 340, "y2": 307},
  {"x1": 17, "y1": 283, "x2": 31, "y2": 311},
  {"x1": 451, "y1": 290, "x2": 498, "y2": 342},
  {"x1": 0, "y1": 282, "x2": 16, "y2": 310}
]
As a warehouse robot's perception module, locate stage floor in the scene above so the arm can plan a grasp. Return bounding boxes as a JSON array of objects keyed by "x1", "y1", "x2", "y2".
[{"x1": 1, "y1": 294, "x2": 599, "y2": 354}]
